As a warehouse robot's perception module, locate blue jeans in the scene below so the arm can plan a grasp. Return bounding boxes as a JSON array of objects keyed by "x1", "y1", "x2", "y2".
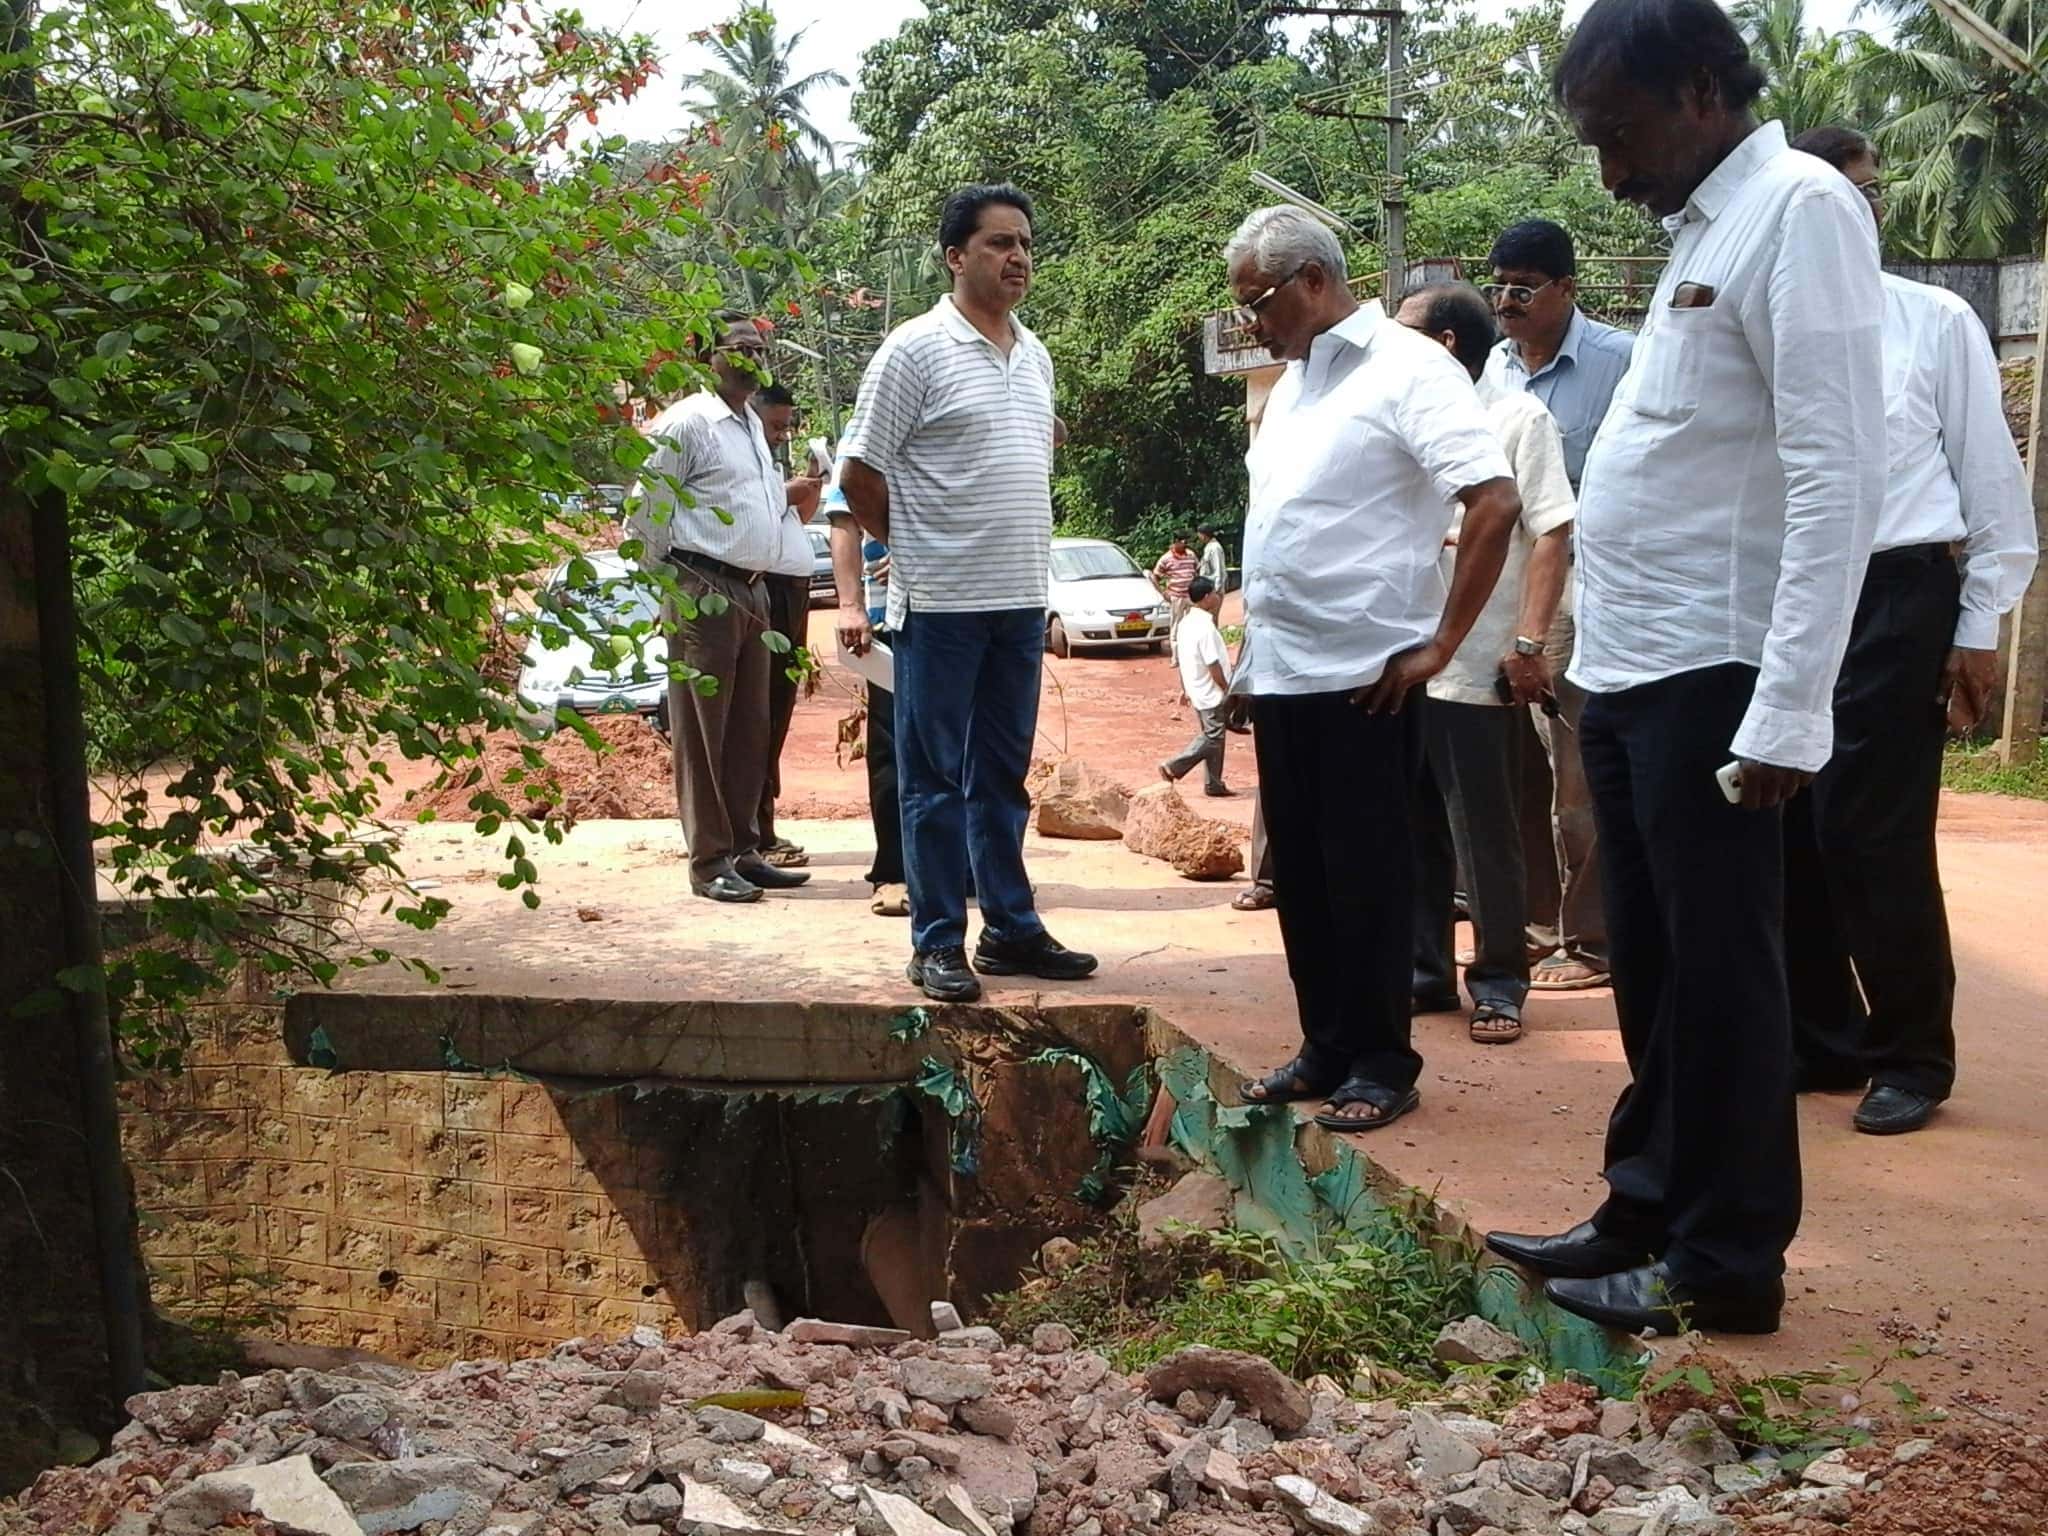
[{"x1": 893, "y1": 607, "x2": 1045, "y2": 953}]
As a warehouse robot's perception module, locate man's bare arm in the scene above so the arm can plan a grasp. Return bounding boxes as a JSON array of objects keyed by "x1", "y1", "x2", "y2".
[
  {"x1": 839, "y1": 458, "x2": 890, "y2": 543},
  {"x1": 1501, "y1": 524, "x2": 1569, "y2": 705},
  {"x1": 827, "y1": 520, "x2": 872, "y2": 656}
]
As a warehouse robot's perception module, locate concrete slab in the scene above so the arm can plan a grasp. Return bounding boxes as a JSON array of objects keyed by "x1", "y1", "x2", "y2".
[{"x1": 325, "y1": 799, "x2": 2047, "y2": 1413}]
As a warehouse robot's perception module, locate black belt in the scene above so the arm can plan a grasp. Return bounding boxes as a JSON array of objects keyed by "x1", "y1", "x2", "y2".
[
  {"x1": 1868, "y1": 542, "x2": 1956, "y2": 569},
  {"x1": 667, "y1": 549, "x2": 763, "y2": 586}
]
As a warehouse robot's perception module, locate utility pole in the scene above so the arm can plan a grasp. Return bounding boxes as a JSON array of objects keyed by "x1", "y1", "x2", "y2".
[
  {"x1": 1929, "y1": 0, "x2": 2048, "y2": 762},
  {"x1": 1384, "y1": 1, "x2": 1405, "y2": 295},
  {"x1": 1276, "y1": 4, "x2": 1409, "y2": 299}
]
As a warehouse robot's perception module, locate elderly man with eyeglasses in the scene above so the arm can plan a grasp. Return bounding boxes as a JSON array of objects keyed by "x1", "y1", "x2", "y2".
[
  {"x1": 1480, "y1": 219, "x2": 1637, "y2": 996},
  {"x1": 1225, "y1": 205, "x2": 1522, "y2": 1136}
]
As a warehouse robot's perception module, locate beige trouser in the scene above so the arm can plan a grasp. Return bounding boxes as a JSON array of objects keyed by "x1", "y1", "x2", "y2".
[{"x1": 666, "y1": 563, "x2": 772, "y2": 884}]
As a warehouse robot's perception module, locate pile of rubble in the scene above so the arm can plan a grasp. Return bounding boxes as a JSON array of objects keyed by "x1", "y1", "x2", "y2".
[{"x1": 0, "y1": 1309, "x2": 2013, "y2": 1536}]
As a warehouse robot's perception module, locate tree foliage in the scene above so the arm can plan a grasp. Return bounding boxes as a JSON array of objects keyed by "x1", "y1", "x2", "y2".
[{"x1": 2, "y1": 0, "x2": 735, "y2": 1054}]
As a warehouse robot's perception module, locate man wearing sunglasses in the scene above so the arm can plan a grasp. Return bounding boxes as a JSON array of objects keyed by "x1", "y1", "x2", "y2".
[{"x1": 1481, "y1": 220, "x2": 1636, "y2": 998}]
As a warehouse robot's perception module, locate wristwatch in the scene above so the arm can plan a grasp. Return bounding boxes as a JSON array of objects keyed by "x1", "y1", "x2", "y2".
[{"x1": 1512, "y1": 635, "x2": 1544, "y2": 657}]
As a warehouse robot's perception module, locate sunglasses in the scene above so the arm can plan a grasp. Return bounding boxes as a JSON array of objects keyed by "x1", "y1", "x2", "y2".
[
  {"x1": 1234, "y1": 267, "x2": 1303, "y2": 328},
  {"x1": 1481, "y1": 278, "x2": 1560, "y2": 309}
]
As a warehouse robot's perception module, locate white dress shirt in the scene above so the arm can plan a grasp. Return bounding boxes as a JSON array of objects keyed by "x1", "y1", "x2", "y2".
[
  {"x1": 1429, "y1": 377, "x2": 1576, "y2": 706},
  {"x1": 1876, "y1": 272, "x2": 2037, "y2": 651},
  {"x1": 626, "y1": 390, "x2": 809, "y2": 575},
  {"x1": 1175, "y1": 604, "x2": 1230, "y2": 711},
  {"x1": 1570, "y1": 122, "x2": 1887, "y2": 772},
  {"x1": 1240, "y1": 303, "x2": 1513, "y2": 696}
]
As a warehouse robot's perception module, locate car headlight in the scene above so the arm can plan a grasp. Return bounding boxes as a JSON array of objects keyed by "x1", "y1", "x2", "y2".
[{"x1": 1150, "y1": 604, "x2": 1170, "y2": 620}]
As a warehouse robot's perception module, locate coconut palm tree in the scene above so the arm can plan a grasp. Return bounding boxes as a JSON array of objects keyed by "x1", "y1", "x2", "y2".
[
  {"x1": 1732, "y1": 0, "x2": 1873, "y2": 141},
  {"x1": 1853, "y1": 0, "x2": 2048, "y2": 257},
  {"x1": 685, "y1": 19, "x2": 848, "y2": 168}
]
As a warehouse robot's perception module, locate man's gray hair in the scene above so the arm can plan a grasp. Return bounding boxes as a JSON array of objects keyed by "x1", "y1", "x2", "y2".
[{"x1": 1223, "y1": 205, "x2": 1348, "y2": 283}]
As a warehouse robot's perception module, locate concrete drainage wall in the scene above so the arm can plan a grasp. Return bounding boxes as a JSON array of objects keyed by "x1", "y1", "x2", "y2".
[
  {"x1": 118, "y1": 998, "x2": 1159, "y2": 1365},
  {"x1": 119, "y1": 994, "x2": 1637, "y2": 1393}
]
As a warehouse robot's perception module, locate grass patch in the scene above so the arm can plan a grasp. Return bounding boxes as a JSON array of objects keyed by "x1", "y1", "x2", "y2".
[
  {"x1": 986, "y1": 1199, "x2": 1482, "y2": 1392},
  {"x1": 1942, "y1": 740, "x2": 2048, "y2": 800}
]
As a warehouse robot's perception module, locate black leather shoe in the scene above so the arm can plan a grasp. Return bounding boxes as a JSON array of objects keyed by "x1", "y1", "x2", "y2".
[
  {"x1": 908, "y1": 947, "x2": 982, "y2": 1003},
  {"x1": 692, "y1": 871, "x2": 763, "y2": 903},
  {"x1": 734, "y1": 856, "x2": 811, "y2": 890},
  {"x1": 1486, "y1": 1220, "x2": 1658, "y2": 1280},
  {"x1": 1544, "y1": 1261, "x2": 1784, "y2": 1336},
  {"x1": 1854, "y1": 1083, "x2": 1943, "y2": 1135},
  {"x1": 974, "y1": 930, "x2": 1099, "y2": 980}
]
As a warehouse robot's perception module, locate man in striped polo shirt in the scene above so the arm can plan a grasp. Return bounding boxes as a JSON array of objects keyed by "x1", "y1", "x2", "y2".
[{"x1": 840, "y1": 184, "x2": 1097, "y2": 1003}]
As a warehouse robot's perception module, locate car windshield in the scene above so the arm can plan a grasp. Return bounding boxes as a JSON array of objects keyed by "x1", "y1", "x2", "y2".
[
  {"x1": 808, "y1": 526, "x2": 831, "y2": 555},
  {"x1": 551, "y1": 573, "x2": 660, "y2": 628},
  {"x1": 1051, "y1": 544, "x2": 1141, "y2": 582}
]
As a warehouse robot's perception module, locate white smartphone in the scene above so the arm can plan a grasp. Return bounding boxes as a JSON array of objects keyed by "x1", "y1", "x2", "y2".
[{"x1": 1715, "y1": 760, "x2": 1743, "y2": 805}]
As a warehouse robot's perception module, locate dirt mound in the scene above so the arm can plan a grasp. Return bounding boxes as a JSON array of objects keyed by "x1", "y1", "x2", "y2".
[{"x1": 406, "y1": 714, "x2": 676, "y2": 823}]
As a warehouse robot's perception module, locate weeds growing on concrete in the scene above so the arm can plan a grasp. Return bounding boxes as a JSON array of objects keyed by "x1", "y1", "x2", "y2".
[{"x1": 987, "y1": 1203, "x2": 1478, "y2": 1389}]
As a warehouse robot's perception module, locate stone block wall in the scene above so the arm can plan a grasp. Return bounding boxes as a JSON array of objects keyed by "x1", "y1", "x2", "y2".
[{"x1": 120, "y1": 1005, "x2": 680, "y2": 1367}]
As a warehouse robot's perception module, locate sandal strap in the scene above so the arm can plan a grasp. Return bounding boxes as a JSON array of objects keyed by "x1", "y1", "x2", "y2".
[
  {"x1": 1244, "y1": 1053, "x2": 1338, "y2": 1100},
  {"x1": 1323, "y1": 1076, "x2": 1409, "y2": 1113}
]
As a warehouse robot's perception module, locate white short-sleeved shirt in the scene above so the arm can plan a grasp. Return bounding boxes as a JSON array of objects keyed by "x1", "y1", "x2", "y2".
[
  {"x1": 838, "y1": 296, "x2": 1056, "y2": 630},
  {"x1": 1175, "y1": 604, "x2": 1230, "y2": 711},
  {"x1": 1570, "y1": 122, "x2": 1886, "y2": 772},
  {"x1": 1239, "y1": 303, "x2": 1514, "y2": 696},
  {"x1": 1429, "y1": 377, "x2": 1577, "y2": 705},
  {"x1": 625, "y1": 390, "x2": 807, "y2": 575}
]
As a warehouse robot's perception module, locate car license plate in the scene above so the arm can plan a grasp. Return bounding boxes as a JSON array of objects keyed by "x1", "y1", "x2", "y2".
[
  {"x1": 599, "y1": 696, "x2": 631, "y2": 714},
  {"x1": 1116, "y1": 616, "x2": 1150, "y2": 636}
]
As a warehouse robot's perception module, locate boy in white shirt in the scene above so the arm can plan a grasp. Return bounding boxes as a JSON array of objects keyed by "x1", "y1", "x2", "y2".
[{"x1": 1159, "y1": 577, "x2": 1233, "y2": 796}]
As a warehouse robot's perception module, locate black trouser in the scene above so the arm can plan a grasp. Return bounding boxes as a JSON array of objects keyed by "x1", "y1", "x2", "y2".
[
  {"x1": 757, "y1": 573, "x2": 809, "y2": 846},
  {"x1": 864, "y1": 651, "x2": 905, "y2": 888},
  {"x1": 1415, "y1": 698, "x2": 1529, "y2": 1010},
  {"x1": 1581, "y1": 663, "x2": 1800, "y2": 1289},
  {"x1": 1786, "y1": 545, "x2": 1960, "y2": 1100},
  {"x1": 1252, "y1": 691, "x2": 1424, "y2": 1091}
]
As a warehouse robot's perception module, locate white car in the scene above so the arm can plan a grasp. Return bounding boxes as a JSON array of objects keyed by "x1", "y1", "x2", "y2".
[
  {"x1": 1045, "y1": 536, "x2": 1172, "y2": 656},
  {"x1": 512, "y1": 551, "x2": 670, "y2": 733}
]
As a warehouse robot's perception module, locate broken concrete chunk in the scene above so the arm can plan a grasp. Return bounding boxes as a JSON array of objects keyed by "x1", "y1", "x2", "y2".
[
  {"x1": 1136, "y1": 1172, "x2": 1233, "y2": 1252},
  {"x1": 1432, "y1": 1318, "x2": 1529, "y2": 1368},
  {"x1": 1712, "y1": 1462, "x2": 1774, "y2": 1497},
  {"x1": 859, "y1": 1484, "x2": 962, "y2": 1536},
  {"x1": 1500, "y1": 1453, "x2": 1572, "y2": 1501},
  {"x1": 1031, "y1": 1324, "x2": 1077, "y2": 1355},
  {"x1": 939, "y1": 1328, "x2": 1007, "y2": 1351},
  {"x1": 787, "y1": 1319, "x2": 916, "y2": 1349},
  {"x1": 1655, "y1": 1409, "x2": 1740, "y2": 1470},
  {"x1": 713, "y1": 1457, "x2": 775, "y2": 1497},
  {"x1": 930, "y1": 1302, "x2": 966, "y2": 1334},
  {"x1": 322, "y1": 1457, "x2": 509, "y2": 1536},
  {"x1": 1596, "y1": 1401, "x2": 1641, "y2": 1442},
  {"x1": 627, "y1": 1483, "x2": 683, "y2": 1524},
  {"x1": 1033, "y1": 759, "x2": 1132, "y2": 841},
  {"x1": 1142, "y1": 1347, "x2": 1310, "y2": 1433},
  {"x1": 1273, "y1": 1475, "x2": 1380, "y2": 1536},
  {"x1": 1892, "y1": 1438, "x2": 1936, "y2": 1464},
  {"x1": 1410, "y1": 1411, "x2": 1485, "y2": 1486},
  {"x1": 159, "y1": 1454, "x2": 364, "y2": 1536},
  {"x1": 1122, "y1": 784, "x2": 1246, "y2": 880},
  {"x1": 957, "y1": 1397, "x2": 1019, "y2": 1440},
  {"x1": 682, "y1": 1482, "x2": 805, "y2": 1536},
  {"x1": 125, "y1": 1385, "x2": 232, "y2": 1445},
  {"x1": 308, "y1": 1392, "x2": 393, "y2": 1444},
  {"x1": 900, "y1": 1358, "x2": 995, "y2": 1406},
  {"x1": 607, "y1": 1371, "x2": 666, "y2": 1414},
  {"x1": 930, "y1": 1482, "x2": 1000, "y2": 1536},
  {"x1": 698, "y1": 1405, "x2": 770, "y2": 1442},
  {"x1": 1798, "y1": 1449, "x2": 1867, "y2": 1490},
  {"x1": 1429, "y1": 1484, "x2": 1568, "y2": 1535}
]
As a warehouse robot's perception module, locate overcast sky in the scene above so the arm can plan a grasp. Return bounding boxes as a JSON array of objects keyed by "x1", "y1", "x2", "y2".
[{"x1": 578, "y1": 0, "x2": 1882, "y2": 158}]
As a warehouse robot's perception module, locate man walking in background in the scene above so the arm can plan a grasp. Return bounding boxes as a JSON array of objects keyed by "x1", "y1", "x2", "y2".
[
  {"x1": 1398, "y1": 282, "x2": 1576, "y2": 1047},
  {"x1": 839, "y1": 183, "x2": 1097, "y2": 1003},
  {"x1": 750, "y1": 381, "x2": 825, "y2": 870},
  {"x1": 1223, "y1": 204, "x2": 1520, "y2": 1135},
  {"x1": 1197, "y1": 525, "x2": 1228, "y2": 593},
  {"x1": 1482, "y1": 218, "x2": 1635, "y2": 993},
  {"x1": 1152, "y1": 531, "x2": 1200, "y2": 636},
  {"x1": 1784, "y1": 126, "x2": 2037, "y2": 1136},
  {"x1": 1488, "y1": 0, "x2": 1885, "y2": 1334},
  {"x1": 1159, "y1": 576, "x2": 1234, "y2": 797},
  {"x1": 627, "y1": 317, "x2": 814, "y2": 904}
]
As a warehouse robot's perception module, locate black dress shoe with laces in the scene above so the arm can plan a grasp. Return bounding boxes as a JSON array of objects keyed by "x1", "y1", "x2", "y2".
[
  {"x1": 734, "y1": 856, "x2": 811, "y2": 890},
  {"x1": 1486, "y1": 1220, "x2": 1658, "y2": 1280},
  {"x1": 973, "y1": 929, "x2": 1099, "y2": 980},
  {"x1": 908, "y1": 946, "x2": 982, "y2": 1003},
  {"x1": 692, "y1": 871, "x2": 763, "y2": 903},
  {"x1": 1544, "y1": 1261, "x2": 1784, "y2": 1336},
  {"x1": 1854, "y1": 1083, "x2": 1943, "y2": 1135}
]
